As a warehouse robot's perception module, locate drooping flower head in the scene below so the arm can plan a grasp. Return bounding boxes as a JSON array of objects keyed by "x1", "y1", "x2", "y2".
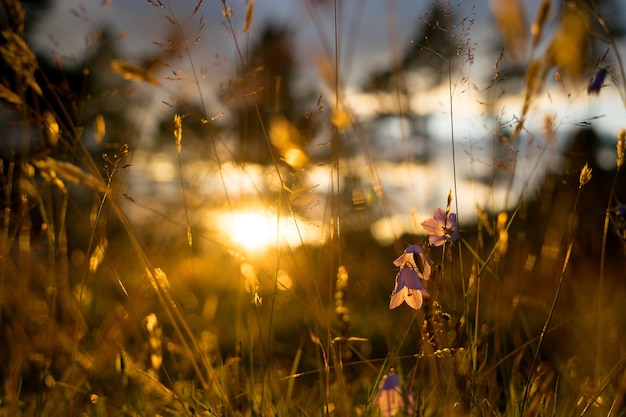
[
  {"x1": 389, "y1": 245, "x2": 432, "y2": 310},
  {"x1": 373, "y1": 372, "x2": 415, "y2": 417},
  {"x1": 392, "y1": 245, "x2": 432, "y2": 281},
  {"x1": 421, "y1": 208, "x2": 458, "y2": 247},
  {"x1": 389, "y1": 269, "x2": 429, "y2": 310}
]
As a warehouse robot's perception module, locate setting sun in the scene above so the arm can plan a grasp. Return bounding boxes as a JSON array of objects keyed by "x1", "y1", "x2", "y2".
[
  {"x1": 209, "y1": 208, "x2": 321, "y2": 253},
  {"x1": 228, "y1": 211, "x2": 276, "y2": 251}
]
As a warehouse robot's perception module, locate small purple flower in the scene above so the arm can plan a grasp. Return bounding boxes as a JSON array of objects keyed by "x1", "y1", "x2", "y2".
[
  {"x1": 389, "y1": 269, "x2": 429, "y2": 310},
  {"x1": 392, "y1": 245, "x2": 432, "y2": 281},
  {"x1": 421, "y1": 208, "x2": 458, "y2": 246},
  {"x1": 390, "y1": 245, "x2": 432, "y2": 310},
  {"x1": 588, "y1": 67, "x2": 608, "y2": 95},
  {"x1": 373, "y1": 372, "x2": 415, "y2": 417}
]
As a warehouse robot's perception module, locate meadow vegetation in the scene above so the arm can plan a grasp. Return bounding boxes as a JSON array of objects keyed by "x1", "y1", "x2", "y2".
[{"x1": 1, "y1": 0, "x2": 626, "y2": 416}]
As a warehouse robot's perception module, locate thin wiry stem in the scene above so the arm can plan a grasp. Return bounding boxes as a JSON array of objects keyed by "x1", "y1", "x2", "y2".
[
  {"x1": 597, "y1": 163, "x2": 621, "y2": 389},
  {"x1": 165, "y1": 0, "x2": 209, "y2": 119},
  {"x1": 520, "y1": 239, "x2": 573, "y2": 415},
  {"x1": 591, "y1": 1, "x2": 626, "y2": 392},
  {"x1": 590, "y1": 2, "x2": 626, "y2": 108},
  {"x1": 520, "y1": 174, "x2": 586, "y2": 413}
]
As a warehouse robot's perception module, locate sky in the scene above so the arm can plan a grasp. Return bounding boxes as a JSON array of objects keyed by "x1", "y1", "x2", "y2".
[
  {"x1": 27, "y1": 0, "x2": 626, "y2": 247},
  {"x1": 29, "y1": 0, "x2": 518, "y2": 143},
  {"x1": 31, "y1": 1, "x2": 493, "y2": 90}
]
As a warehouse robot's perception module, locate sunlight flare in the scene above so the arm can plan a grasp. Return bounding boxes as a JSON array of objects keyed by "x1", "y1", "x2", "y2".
[{"x1": 210, "y1": 208, "x2": 320, "y2": 253}]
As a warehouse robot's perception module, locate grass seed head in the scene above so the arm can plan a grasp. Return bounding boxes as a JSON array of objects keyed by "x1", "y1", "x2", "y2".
[
  {"x1": 579, "y1": 162, "x2": 592, "y2": 188},
  {"x1": 0, "y1": 30, "x2": 42, "y2": 95},
  {"x1": 546, "y1": 7, "x2": 589, "y2": 83},
  {"x1": 43, "y1": 111, "x2": 60, "y2": 148},
  {"x1": 94, "y1": 115, "x2": 106, "y2": 144},
  {"x1": 243, "y1": 0, "x2": 255, "y2": 34},
  {"x1": 174, "y1": 114, "x2": 183, "y2": 154}
]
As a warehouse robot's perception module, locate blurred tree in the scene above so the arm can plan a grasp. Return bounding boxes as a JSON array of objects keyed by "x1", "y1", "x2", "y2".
[
  {"x1": 0, "y1": 0, "x2": 152, "y2": 275},
  {"x1": 223, "y1": 22, "x2": 301, "y2": 165},
  {"x1": 366, "y1": 3, "x2": 459, "y2": 92}
]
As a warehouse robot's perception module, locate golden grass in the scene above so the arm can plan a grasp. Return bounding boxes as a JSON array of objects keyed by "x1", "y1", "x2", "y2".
[{"x1": 1, "y1": 1, "x2": 626, "y2": 416}]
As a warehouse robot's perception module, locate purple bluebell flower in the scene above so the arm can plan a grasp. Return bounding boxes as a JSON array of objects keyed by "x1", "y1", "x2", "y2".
[
  {"x1": 373, "y1": 372, "x2": 415, "y2": 417},
  {"x1": 588, "y1": 67, "x2": 608, "y2": 95},
  {"x1": 389, "y1": 269, "x2": 429, "y2": 310},
  {"x1": 390, "y1": 245, "x2": 432, "y2": 310},
  {"x1": 392, "y1": 245, "x2": 432, "y2": 281},
  {"x1": 421, "y1": 208, "x2": 458, "y2": 246}
]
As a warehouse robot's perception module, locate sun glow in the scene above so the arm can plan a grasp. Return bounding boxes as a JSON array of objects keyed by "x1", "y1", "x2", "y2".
[
  {"x1": 211, "y1": 209, "x2": 320, "y2": 253},
  {"x1": 229, "y1": 211, "x2": 277, "y2": 251}
]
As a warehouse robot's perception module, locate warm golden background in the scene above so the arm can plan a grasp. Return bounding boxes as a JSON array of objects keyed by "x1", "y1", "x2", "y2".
[{"x1": 1, "y1": 0, "x2": 626, "y2": 415}]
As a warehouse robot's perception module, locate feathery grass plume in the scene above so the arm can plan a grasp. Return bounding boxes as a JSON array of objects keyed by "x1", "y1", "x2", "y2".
[
  {"x1": 0, "y1": 83, "x2": 22, "y2": 105},
  {"x1": 110, "y1": 58, "x2": 159, "y2": 85},
  {"x1": 243, "y1": 0, "x2": 255, "y2": 34},
  {"x1": 514, "y1": 2, "x2": 589, "y2": 140},
  {"x1": 241, "y1": 261, "x2": 261, "y2": 306},
  {"x1": 153, "y1": 267, "x2": 171, "y2": 289},
  {"x1": 531, "y1": 0, "x2": 551, "y2": 48},
  {"x1": 546, "y1": 6, "x2": 589, "y2": 83},
  {"x1": 221, "y1": 1, "x2": 232, "y2": 20},
  {"x1": 171, "y1": 113, "x2": 193, "y2": 248},
  {"x1": 488, "y1": 0, "x2": 528, "y2": 65},
  {"x1": 102, "y1": 144, "x2": 130, "y2": 179},
  {"x1": 269, "y1": 114, "x2": 309, "y2": 169},
  {"x1": 145, "y1": 313, "x2": 163, "y2": 376},
  {"x1": 33, "y1": 157, "x2": 107, "y2": 193},
  {"x1": 512, "y1": 57, "x2": 548, "y2": 139},
  {"x1": 173, "y1": 114, "x2": 183, "y2": 154},
  {"x1": 3, "y1": 0, "x2": 25, "y2": 33},
  {"x1": 579, "y1": 162, "x2": 592, "y2": 188},
  {"x1": 94, "y1": 114, "x2": 106, "y2": 145},
  {"x1": 88, "y1": 239, "x2": 108, "y2": 273},
  {"x1": 330, "y1": 104, "x2": 351, "y2": 132},
  {"x1": 335, "y1": 265, "x2": 349, "y2": 326},
  {"x1": 542, "y1": 113, "x2": 556, "y2": 143},
  {"x1": 617, "y1": 128, "x2": 625, "y2": 168},
  {"x1": 0, "y1": 30, "x2": 42, "y2": 95},
  {"x1": 43, "y1": 111, "x2": 60, "y2": 148},
  {"x1": 496, "y1": 211, "x2": 508, "y2": 261}
]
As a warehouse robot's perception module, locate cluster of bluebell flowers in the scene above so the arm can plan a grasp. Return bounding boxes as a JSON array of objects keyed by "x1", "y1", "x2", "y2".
[
  {"x1": 380, "y1": 207, "x2": 460, "y2": 413},
  {"x1": 389, "y1": 207, "x2": 458, "y2": 310}
]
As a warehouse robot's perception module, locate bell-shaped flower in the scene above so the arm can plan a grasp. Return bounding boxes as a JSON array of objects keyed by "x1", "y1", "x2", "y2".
[
  {"x1": 392, "y1": 244, "x2": 432, "y2": 280},
  {"x1": 373, "y1": 372, "x2": 415, "y2": 417},
  {"x1": 421, "y1": 208, "x2": 458, "y2": 247},
  {"x1": 389, "y1": 245, "x2": 432, "y2": 310},
  {"x1": 389, "y1": 268, "x2": 429, "y2": 310}
]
